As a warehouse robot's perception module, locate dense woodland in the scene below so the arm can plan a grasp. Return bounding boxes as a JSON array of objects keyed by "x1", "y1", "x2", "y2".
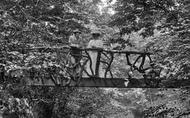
[{"x1": 0, "y1": 0, "x2": 190, "y2": 117}]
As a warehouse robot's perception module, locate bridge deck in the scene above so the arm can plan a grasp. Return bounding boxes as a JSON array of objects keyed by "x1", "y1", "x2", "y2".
[{"x1": 25, "y1": 77, "x2": 190, "y2": 88}]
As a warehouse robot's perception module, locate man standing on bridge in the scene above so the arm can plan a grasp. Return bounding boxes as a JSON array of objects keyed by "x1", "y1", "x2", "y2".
[{"x1": 68, "y1": 29, "x2": 83, "y2": 80}]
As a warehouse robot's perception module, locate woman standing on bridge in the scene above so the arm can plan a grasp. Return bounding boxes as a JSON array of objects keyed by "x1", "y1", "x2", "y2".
[{"x1": 86, "y1": 30, "x2": 104, "y2": 77}]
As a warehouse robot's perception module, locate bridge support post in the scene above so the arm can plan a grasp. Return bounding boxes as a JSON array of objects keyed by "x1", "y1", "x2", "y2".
[{"x1": 95, "y1": 50, "x2": 101, "y2": 77}]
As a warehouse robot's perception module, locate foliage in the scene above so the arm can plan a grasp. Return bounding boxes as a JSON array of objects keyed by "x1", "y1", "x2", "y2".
[
  {"x1": 110, "y1": 0, "x2": 190, "y2": 38},
  {"x1": 144, "y1": 88, "x2": 190, "y2": 118},
  {"x1": 0, "y1": 0, "x2": 105, "y2": 117},
  {"x1": 146, "y1": 32, "x2": 190, "y2": 79},
  {"x1": 0, "y1": 0, "x2": 190, "y2": 117},
  {"x1": 109, "y1": 0, "x2": 190, "y2": 80}
]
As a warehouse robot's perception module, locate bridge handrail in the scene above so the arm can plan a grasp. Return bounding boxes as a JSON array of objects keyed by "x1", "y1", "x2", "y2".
[{"x1": 29, "y1": 46, "x2": 153, "y2": 55}]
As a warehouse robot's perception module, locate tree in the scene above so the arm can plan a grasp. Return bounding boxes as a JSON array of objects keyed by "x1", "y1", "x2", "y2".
[
  {"x1": 109, "y1": 0, "x2": 190, "y2": 80},
  {"x1": 109, "y1": 0, "x2": 182, "y2": 37},
  {"x1": 0, "y1": 0, "x2": 104, "y2": 117},
  {"x1": 144, "y1": 88, "x2": 190, "y2": 118}
]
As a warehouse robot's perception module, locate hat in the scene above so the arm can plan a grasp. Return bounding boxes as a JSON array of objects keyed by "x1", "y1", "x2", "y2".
[
  {"x1": 91, "y1": 30, "x2": 101, "y2": 35},
  {"x1": 73, "y1": 29, "x2": 81, "y2": 33}
]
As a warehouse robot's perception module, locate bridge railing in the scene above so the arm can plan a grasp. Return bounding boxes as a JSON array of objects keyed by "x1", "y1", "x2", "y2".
[
  {"x1": 1, "y1": 46, "x2": 190, "y2": 87},
  {"x1": 78, "y1": 47, "x2": 153, "y2": 78},
  {"x1": 21, "y1": 46, "x2": 160, "y2": 87}
]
